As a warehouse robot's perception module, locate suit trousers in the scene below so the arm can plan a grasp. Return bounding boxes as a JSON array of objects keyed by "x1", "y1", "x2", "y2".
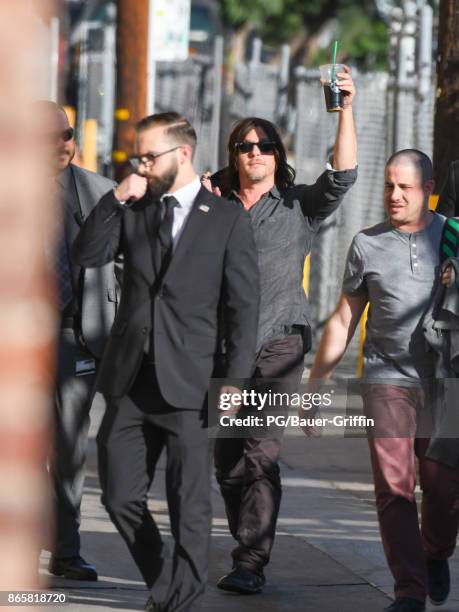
[
  {"x1": 97, "y1": 358, "x2": 211, "y2": 612},
  {"x1": 51, "y1": 328, "x2": 96, "y2": 557},
  {"x1": 214, "y1": 334, "x2": 304, "y2": 573},
  {"x1": 362, "y1": 384, "x2": 459, "y2": 602}
]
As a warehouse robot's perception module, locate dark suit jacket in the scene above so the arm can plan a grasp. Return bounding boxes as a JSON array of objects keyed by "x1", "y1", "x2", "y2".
[
  {"x1": 65, "y1": 165, "x2": 119, "y2": 358},
  {"x1": 437, "y1": 160, "x2": 459, "y2": 218},
  {"x1": 71, "y1": 185, "x2": 259, "y2": 408}
]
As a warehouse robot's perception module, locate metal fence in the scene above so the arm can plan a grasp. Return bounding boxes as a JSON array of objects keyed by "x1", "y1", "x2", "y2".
[
  {"x1": 230, "y1": 42, "x2": 290, "y2": 130},
  {"x1": 155, "y1": 38, "x2": 223, "y2": 174},
  {"x1": 76, "y1": 20, "x2": 116, "y2": 172}
]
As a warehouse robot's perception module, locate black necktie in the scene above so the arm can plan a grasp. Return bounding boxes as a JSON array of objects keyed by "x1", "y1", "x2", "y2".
[
  {"x1": 147, "y1": 195, "x2": 178, "y2": 362},
  {"x1": 154, "y1": 195, "x2": 178, "y2": 276}
]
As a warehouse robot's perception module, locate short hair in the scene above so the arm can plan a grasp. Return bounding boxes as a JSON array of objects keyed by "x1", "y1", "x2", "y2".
[
  {"x1": 386, "y1": 149, "x2": 433, "y2": 184},
  {"x1": 136, "y1": 112, "x2": 197, "y2": 152},
  {"x1": 227, "y1": 116, "x2": 295, "y2": 191}
]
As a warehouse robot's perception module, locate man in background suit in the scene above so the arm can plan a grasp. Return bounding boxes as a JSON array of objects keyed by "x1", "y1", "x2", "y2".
[
  {"x1": 39, "y1": 101, "x2": 119, "y2": 580},
  {"x1": 71, "y1": 112, "x2": 259, "y2": 612}
]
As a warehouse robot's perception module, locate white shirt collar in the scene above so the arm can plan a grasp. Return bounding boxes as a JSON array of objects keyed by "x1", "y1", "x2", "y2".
[{"x1": 162, "y1": 175, "x2": 201, "y2": 212}]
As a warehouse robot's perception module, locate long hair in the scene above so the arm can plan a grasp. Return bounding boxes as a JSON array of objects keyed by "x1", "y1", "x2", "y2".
[{"x1": 226, "y1": 117, "x2": 296, "y2": 192}]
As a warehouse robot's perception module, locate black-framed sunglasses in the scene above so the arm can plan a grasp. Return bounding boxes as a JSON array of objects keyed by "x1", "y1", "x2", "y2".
[
  {"x1": 234, "y1": 140, "x2": 277, "y2": 154},
  {"x1": 44, "y1": 127, "x2": 74, "y2": 144},
  {"x1": 129, "y1": 146, "x2": 180, "y2": 170}
]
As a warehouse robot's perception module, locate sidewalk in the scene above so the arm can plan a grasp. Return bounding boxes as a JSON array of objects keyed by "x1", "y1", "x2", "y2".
[{"x1": 39, "y1": 398, "x2": 459, "y2": 612}]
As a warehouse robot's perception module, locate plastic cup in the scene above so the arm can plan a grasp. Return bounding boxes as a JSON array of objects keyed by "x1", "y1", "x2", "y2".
[{"x1": 319, "y1": 64, "x2": 345, "y2": 112}]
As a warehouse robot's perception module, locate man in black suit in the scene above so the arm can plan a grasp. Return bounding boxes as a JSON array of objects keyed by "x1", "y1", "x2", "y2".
[
  {"x1": 38, "y1": 101, "x2": 119, "y2": 581},
  {"x1": 71, "y1": 112, "x2": 259, "y2": 612}
]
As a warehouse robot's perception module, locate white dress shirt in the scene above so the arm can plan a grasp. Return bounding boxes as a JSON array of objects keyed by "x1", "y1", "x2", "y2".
[{"x1": 162, "y1": 175, "x2": 201, "y2": 251}]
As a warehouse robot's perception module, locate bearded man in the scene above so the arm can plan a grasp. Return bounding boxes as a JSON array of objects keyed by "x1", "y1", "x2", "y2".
[{"x1": 71, "y1": 112, "x2": 259, "y2": 612}]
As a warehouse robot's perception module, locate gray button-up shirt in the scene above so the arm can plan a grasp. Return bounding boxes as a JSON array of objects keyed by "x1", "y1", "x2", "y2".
[{"x1": 229, "y1": 168, "x2": 357, "y2": 351}]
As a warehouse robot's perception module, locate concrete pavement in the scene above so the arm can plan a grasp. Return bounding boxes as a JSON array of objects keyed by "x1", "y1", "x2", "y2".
[{"x1": 39, "y1": 397, "x2": 459, "y2": 612}]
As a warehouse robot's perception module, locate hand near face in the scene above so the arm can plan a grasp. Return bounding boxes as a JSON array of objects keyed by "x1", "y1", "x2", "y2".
[
  {"x1": 114, "y1": 174, "x2": 148, "y2": 203},
  {"x1": 200, "y1": 171, "x2": 221, "y2": 197}
]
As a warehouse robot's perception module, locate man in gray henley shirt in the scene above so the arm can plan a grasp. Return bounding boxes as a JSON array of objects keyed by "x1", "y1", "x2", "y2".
[{"x1": 308, "y1": 149, "x2": 459, "y2": 612}]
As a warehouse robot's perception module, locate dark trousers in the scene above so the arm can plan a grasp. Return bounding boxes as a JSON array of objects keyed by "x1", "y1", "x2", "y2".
[
  {"x1": 97, "y1": 359, "x2": 211, "y2": 612},
  {"x1": 214, "y1": 334, "x2": 304, "y2": 572},
  {"x1": 51, "y1": 328, "x2": 96, "y2": 558},
  {"x1": 362, "y1": 384, "x2": 459, "y2": 602}
]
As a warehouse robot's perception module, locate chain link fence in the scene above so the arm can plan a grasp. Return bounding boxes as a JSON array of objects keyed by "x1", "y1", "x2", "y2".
[
  {"x1": 154, "y1": 51, "x2": 222, "y2": 173},
  {"x1": 230, "y1": 54, "x2": 290, "y2": 129}
]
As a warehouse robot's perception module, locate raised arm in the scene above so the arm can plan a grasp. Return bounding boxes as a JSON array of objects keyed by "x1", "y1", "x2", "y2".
[
  {"x1": 71, "y1": 191, "x2": 124, "y2": 267},
  {"x1": 71, "y1": 173, "x2": 147, "y2": 268},
  {"x1": 299, "y1": 65, "x2": 358, "y2": 223},
  {"x1": 331, "y1": 65, "x2": 357, "y2": 171}
]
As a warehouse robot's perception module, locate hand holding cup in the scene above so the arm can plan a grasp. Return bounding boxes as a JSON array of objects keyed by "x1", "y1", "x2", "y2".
[{"x1": 319, "y1": 64, "x2": 355, "y2": 112}]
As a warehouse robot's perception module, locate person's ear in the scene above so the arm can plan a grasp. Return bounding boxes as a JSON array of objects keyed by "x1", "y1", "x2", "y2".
[
  {"x1": 424, "y1": 178, "x2": 435, "y2": 195},
  {"x1": 180, "y1": 144, "x2": 193, "y2": 163}
]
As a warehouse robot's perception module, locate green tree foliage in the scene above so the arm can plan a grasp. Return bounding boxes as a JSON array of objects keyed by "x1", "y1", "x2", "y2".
[
  {"x1": 219, "y1": 0, "x2": 389, "y2": 70},
  {"x1": 220, "y1": 0, "x2": 287, "y2": 29}
]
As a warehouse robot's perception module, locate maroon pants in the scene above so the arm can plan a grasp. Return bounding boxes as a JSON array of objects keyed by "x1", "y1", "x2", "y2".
[{"x1": 362, "y1": 384, "x2": 459, "y2": 602}]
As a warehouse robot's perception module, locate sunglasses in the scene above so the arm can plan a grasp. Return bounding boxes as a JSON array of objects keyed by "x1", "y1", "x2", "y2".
[
  {"x1": 235, "y1": 140, "x2": 277, "y2": 154},
  {"x1": 44, "y1": 127, "x2": 74, "y2": 145}
]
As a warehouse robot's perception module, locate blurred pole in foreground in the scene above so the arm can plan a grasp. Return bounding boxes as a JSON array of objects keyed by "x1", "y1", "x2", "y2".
[
  {"x1": 0, "y1": 0, "x2": 57, "y2": 605},
  {"x1": 112, "y1": 0, "x2": 149, "y2": 180}
]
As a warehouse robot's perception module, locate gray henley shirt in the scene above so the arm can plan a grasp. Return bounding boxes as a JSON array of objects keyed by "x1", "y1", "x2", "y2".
[{"x1": 343, "y1": 212, "x2": 445, "y2": 383}]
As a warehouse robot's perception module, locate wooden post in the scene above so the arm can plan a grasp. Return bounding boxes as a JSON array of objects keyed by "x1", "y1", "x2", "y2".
[
  {"x1": 112, "y1": 0, "x2": 149, "y2": 180},
  {"x1": 0, "y1": 0, "x2": 57, "y2": 602}
]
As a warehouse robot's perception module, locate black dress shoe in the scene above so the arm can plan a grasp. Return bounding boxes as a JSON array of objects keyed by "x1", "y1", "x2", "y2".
[
  {"x1": 384, "y1": 597, "x2": 425, "y2": 612},
  {"x1": 48, "y1": 555, "x2": 98, "y2": 581},
  {"x1": 217, "y1": 565, "x2": 266, "y2": 594},
  {"x1": 427, "y1": 557, "x2": 450, "y2": 606}
]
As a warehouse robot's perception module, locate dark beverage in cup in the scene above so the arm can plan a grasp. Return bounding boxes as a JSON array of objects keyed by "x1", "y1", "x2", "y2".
[
  {"x1": 319, "y1": 64, "x2": 345, "y2": 113},
  {"x1": 323, "y1": 82, "x2": 343, "y2": 112}
]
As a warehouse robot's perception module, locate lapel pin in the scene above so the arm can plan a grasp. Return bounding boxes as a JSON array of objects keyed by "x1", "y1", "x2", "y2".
[{"x1": 199, "y1": 204, "x2": 210, "y2": 213}]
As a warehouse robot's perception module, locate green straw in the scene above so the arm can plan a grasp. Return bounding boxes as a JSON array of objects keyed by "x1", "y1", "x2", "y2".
[{"x1": 331, "y1": 40, "x2": 339, "y2": 82}]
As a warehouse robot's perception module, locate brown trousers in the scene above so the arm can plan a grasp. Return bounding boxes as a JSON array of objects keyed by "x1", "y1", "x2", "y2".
[
  {"x1": 214, "y1": 333, "x2": 305, "y2": 572},
  {"x1": 362, "y1": 383, "x2": 459, "y2": 602}
]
